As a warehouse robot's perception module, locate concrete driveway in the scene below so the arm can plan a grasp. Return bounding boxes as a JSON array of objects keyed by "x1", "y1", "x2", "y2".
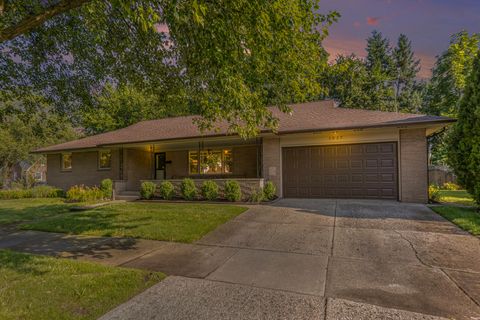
[{"x1": 100, "y1": 199, "x2": 480, "y2": 320}]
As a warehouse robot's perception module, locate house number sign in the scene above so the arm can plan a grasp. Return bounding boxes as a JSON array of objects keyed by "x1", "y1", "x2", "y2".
[{"x1": 328, "y1": 134, "x2": 344, "y2": 140}]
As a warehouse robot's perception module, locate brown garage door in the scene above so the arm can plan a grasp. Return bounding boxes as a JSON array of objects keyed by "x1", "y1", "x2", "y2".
[{"x1": 282, "y1": 142, "x2": 398, "y2": 199}]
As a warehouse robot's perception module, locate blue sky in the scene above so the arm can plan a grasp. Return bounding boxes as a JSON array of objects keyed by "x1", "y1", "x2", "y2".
[{"x1": 320, "y1": 0, "x2": 480, "y2": 78}]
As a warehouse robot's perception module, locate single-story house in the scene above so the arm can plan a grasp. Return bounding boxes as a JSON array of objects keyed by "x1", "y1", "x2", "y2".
[{"x1": 33, "y1": 101, "x2": 454, "y2": 203}]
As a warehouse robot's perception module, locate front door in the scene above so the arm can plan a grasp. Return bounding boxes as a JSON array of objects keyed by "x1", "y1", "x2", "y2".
[{"x1": 155, "y1": 152, "x2": 166, "y2": 180}]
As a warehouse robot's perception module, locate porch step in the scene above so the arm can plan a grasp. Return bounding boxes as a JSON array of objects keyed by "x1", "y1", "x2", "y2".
[{"x1": 115, "y1": 191, "x2": 140, "y2": 201}]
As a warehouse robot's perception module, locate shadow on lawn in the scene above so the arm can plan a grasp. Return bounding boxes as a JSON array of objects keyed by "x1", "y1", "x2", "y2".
[
  {"x1": 2, "y1": 229, "x2": 146, "y2": 262},
  {"x1": 0, "y1": 203, "x2": 72, "y2": 225},
  {"x1": 21, "y1": 210, "x2": 151, "y2": 235}
]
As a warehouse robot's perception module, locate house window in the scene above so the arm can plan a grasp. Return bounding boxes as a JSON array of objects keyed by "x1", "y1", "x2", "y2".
[
  {"x1": 189, "y1": 149, "x2": 233, "y2": 174},
  {"x1": 61, "y1": 153, "x2": 72, "y2": 171},
  {"x1": 98, "y1": 150, "x2": 111, "y2": 169},
  {"x1": 34, "y1": 172, "x2": 42, "y2": 180}
]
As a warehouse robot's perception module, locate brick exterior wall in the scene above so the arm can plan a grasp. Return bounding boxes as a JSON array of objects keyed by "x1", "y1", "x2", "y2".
[
  {"x1": 47, "y1": 145, "x2": 260, "y2": 191},
  {"x1": 399, "y1": 128, "x2": 428, "y2": 203},
  {"x1": 46, "y1": 150, "x2": 120, "y2": 190},
  {"x1": 262, "y1": 137, "x2": 282, "y2": 197}
]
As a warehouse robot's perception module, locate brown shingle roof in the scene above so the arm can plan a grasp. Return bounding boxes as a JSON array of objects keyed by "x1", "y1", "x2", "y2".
[{"x1": 34, "y1": 100, "x2": 454, "y2": 153}]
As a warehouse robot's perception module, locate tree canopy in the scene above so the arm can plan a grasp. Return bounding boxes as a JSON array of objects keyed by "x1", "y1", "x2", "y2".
[
  {"x1": 324, "y1": 31, "x2": 422, "y2": 113},
  {"x1": 1, "y1": 0, "x2": 339, "y2": 137},
  {"x1": 423, "y1": 31, "x2": 480, "y2": 117},
  {"x1": 0, "y1": 94, "x2": 78, "y2": 185}
]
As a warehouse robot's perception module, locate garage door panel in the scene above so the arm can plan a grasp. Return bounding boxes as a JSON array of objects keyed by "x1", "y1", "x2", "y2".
[{"x1": 282, "y1": 142, "x2": 398, "y2": 200}]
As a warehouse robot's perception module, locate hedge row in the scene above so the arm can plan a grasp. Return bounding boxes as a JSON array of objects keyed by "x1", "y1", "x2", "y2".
[
  {"x1": 140, "y1": 179, "x2": 276, "y2": 202},
  {"x1": 0, "y1": 185, "x2": 64, "y2": 200}
]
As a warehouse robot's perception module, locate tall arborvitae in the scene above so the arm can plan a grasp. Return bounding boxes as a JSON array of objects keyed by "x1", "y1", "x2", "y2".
[{"x1": 447, "y1": 52, "x2": 480, "y2": 204}]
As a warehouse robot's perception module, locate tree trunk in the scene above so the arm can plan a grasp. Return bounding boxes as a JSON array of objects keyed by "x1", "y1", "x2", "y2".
[{"x1": 0, "y1": 0, "x2": 91, "y2": 42}]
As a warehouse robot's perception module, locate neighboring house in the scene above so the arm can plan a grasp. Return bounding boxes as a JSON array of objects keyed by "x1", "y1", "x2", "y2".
[
  {"x1": 27, "y1": 160, "x2": 47, "y2": 183},
  {"x1": 33, "y1": 101, "x2": 454, "y2": 203},
  {"x1": 10, "y1": 159, "x2": 47, "y2": 185}
]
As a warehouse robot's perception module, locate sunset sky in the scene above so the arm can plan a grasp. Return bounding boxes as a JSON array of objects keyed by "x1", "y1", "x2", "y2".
[{"x1": 320, "y1": 0, "x2": 480, "y2": 78}]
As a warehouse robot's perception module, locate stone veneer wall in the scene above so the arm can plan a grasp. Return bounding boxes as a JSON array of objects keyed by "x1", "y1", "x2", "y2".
[{"x1": 141, "y1": 178, "x2": 264, "y2": 201}]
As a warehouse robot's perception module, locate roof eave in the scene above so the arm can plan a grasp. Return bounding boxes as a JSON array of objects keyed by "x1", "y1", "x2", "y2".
[{"x1": 31, "y1": 118, "x2": 456, "y2": 154}]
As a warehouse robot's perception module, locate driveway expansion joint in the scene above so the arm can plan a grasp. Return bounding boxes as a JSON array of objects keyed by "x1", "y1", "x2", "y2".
[{"x1": 440, "y1": 268, "x2": 480, "y2": 308}]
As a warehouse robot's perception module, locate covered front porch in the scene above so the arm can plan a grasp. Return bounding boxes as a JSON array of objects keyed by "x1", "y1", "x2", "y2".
[{"x1": 111, "y1": 136, "x2": 265, "y2": 198}]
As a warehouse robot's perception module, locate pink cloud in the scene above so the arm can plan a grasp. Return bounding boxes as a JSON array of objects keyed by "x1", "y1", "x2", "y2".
[
  {"x1": 353, "y1": 21, "x2": 361, "y2": 28},
  {"x1": 366, "y1": 16, "x2": 381, "y2": 26}
]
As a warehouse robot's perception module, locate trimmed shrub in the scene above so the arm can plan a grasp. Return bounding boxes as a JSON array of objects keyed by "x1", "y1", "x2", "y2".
[
  {"x1": 181, "y1": 178, "x2": 197, "y2": 200},
  {"x1": 159, "y1": 181, "x2": 175, "y2": 200},
  {"x1": 263, "y1": 181, "x2": 276, "y2": 200},
  {"x1": 201, "y1": 180, "x2": 219, "y2": 201},
  {"x1": 250, "y1": 188, "x2": 264, "y2": 203},
  {"x1": 66, "y1": 185, "x2": 104, "y2": 202},
  {"x1": 428, "y1": 184, "x2": 441, "y2": 202},
  {"x1": 0, "y1": 186, "x2": 63, "y2": 199},
  {"x1": 442, "y1": 182, "x2": 460, "y2": 191},
  {"x1": 140, "y1": 181, "x2": 156, "y2": 200},
  {"x1": 100, "y1": 179, "x2": 113, "y2": 199},
  {"x1": 224, "y1": 180, "x2": 242, "y2": 202}
]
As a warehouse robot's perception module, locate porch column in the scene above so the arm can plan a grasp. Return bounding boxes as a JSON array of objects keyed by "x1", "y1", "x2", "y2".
[
  {"x1": 262, "y1": 136, "x2": 282, "y2": 197},
  {"x1": 399, "y1": 128, "x2": 428, "y2": 203}
]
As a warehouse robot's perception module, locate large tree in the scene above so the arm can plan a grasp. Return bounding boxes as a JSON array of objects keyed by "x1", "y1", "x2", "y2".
[
  {"x1": 322, "y1": 54, "x2": 371, "y2": 108},
  {"x1": 423, "y1": 31, "x2": 480, "y2": 117},
  {"x1": 327, "y1": 32, "x2": 422, "y2": 112},
  {"x1": 364, "y1": 30, "x2": 395, "y2": 111},
  {"x1": 1, "y1": 0, "x2": 339, "y2": 137},
  {"x1": 423, "y1": 31, "x2": 479, "y2": 165},
  {"x1": 80, "y1": 84, "x2": 189, "y2": 134},
  {"x1": 0, "y1": 95, "x2": 78, "y2": 186},
  {"x1": 447, "y1": 52, "x2": 480, "y2": 204},
  {"x1": 392, "y1": 34, "x2": 421, "y2": 112}
]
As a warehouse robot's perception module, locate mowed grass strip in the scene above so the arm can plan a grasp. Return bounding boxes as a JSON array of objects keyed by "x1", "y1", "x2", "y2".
[
  {"x1": 0, "y1": 198, "x2": 72, "y2": 225},
  {"x1": 437, "y1": 190, "x2": 475, "y2": 206},
  {"x1": 431, "y1": 206, "x2": 480, "y2": 236},
  {"x1": 0, "y1": 250, "x2": 164, "y2": 320},
  {"x1": 22, "y1": 202, "x2": 247, "y2": 243}
]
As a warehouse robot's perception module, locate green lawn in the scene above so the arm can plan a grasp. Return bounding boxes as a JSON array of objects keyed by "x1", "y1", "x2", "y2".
[
  {"x1": 0, "y1": 198, "x2": 73, "y2": 225},
  {"x1": 0, "y1": 250, "x2": 164, "y2": 320},
  {"x1": 431, "y1": 206, "x2": 480, "y2": 236},
  {"x1": 22, "y1": 202, "x2": 247, "y2": 243},
  {"x1": 437, "y1": 190, "x2": 475, "y2": 206}
]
